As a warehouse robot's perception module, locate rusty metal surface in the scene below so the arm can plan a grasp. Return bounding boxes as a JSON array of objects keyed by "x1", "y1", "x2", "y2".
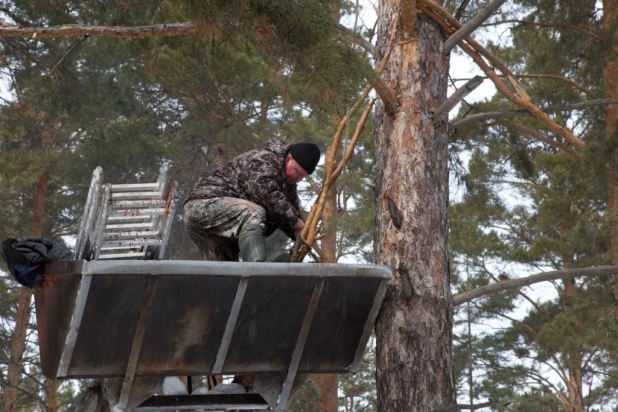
[
  {"x1": 136, "y1": 274, "x2": 240, "y2": 375},
  {"x1": 34, "y1": 264, "x2": 82, "y2": 379},
  {"x1": 69, "y1": 273, "x2": 149, "y2": 376},
  {"x1": 37, "y1": 260, "x2": 392, "y2": 379}
]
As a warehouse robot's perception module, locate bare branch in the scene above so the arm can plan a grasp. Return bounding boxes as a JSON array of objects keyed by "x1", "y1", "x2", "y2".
[
  {"x1": 49, "y1": 36, "x2": 88, "y2": 75},
  {"x1": 510, "y1": 121, "x2": 582, "y2": 161},
  {"x1": 452, "y1": 99, "x2": 618, "y2": 127},
  {"x1": 454, "y1": 265, "x2": 618, "y2": 306},
  {"x1": 444, "y1": 0, "x2": 509, "y2": 54},
  {"x1": 334, "y1": 23, "x2": 375, "y2": 55},
  {"x1": 419, "y1": 0, "x2": 585, "y2": 148},
  {"x1": 482, "y1": 19, "x2": 602, "y2": 41},
  {"x1": 454, "y1": 0, "x2": 471, "y2": 21},
  {"x1": 0, "y1": 22, "x2": 198, "y2": 39},
  {"x1": 434, "y1": 75, "x2": 484, "y2": 119},
  {"x1": 452, "y1": 73, "x2": 596, "y2": 99}
]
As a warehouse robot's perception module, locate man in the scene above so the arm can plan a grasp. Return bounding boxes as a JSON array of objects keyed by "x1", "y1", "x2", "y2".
[{"x1": 184, "y1": 139, "x2": 321, "y2": 262}]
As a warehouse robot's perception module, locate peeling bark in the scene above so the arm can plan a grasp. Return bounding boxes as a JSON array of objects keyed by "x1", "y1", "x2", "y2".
[{"x1": 374, "y1": 1, "x2": 454, "y2": 410}]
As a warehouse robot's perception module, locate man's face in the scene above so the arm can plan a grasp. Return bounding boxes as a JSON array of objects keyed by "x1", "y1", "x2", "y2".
[{"x1": 285, "y1": 155, "x2": 308, "y2": 183}]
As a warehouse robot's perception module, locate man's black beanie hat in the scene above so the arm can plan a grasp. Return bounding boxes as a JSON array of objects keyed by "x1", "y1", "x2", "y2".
[{"x1": 289, "y1": 142, "x2": 320, "y2": 175}]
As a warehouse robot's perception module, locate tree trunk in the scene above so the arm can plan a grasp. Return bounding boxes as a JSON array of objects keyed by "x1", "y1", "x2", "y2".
[
  {"x1": 45, "y1": 379, "x2": 58, "y2": 412},
  {"x1": 3, "y1": 171, "x2": 50, "y2": 412},
  {"x1": 603, "y1": 1, "x2": 618, "y2": 278},
  {"x1": 562, "y1": 278, "x2": 584, "y2": 412},
  {"x1": 312, "y1": 185, "x2": 339, "y2": 411},
  {"x1": 373, "y1": 1, "x2": 454, "y2": 411},
  {"x1": 2, "y1": 288, "x2": 33, "y2": 412}
]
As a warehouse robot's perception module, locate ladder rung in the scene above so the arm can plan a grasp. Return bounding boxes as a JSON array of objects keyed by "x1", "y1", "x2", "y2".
[
  {"x1": 111, "y1": 183, "x2": 160, "y2": 192},
  {"x1": 103, "y1": 231, "x2": 160, "y2": 241},
  {"x1": 100, "y1": 245, "x2": 144, "y2": 250},
  {"x1": 102, "y1": 239, "x2": 163, "y2": 248},
  {"x1": 98, "y1": 251, "x2": 148, "y2": 259},
  {"x1": 111, "y1": 191, "x2": 163, "y2": 200},
  {"x1": 109, "y1": 208, "x2": 166, "y2": 217},
  {"x1": 105, "y1": 223, "x2": 153, "y2": 230},
  {"x1": 112, "y1": 200, "x2": 167, "y2": 209}
]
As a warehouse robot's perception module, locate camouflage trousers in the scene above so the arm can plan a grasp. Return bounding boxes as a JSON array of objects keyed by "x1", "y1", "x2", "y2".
[{"x1": 184, "y1": 197, "x2": 266, "y2": 261}]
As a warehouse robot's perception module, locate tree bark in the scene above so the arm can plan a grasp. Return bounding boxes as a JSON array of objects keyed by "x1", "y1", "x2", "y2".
[{"x1": 374, "y1": 1, "x2": 454, "y2": 410}]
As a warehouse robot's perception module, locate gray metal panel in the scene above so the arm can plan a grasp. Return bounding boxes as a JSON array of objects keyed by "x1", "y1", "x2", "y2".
[
  {"x1": 38, "y1": 260, "x2": 393, "y2": 379},
  {"x1": 299, "y1": 276, "x2": 384, "y2": 372},
  {"x1": 222, "y1": 276, "x2": 317, "y2": 373}
]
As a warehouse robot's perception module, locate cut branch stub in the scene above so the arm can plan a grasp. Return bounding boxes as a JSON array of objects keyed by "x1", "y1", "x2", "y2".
[{"x1": 433, "y1": 75, "x2": 483, "y2": 119}]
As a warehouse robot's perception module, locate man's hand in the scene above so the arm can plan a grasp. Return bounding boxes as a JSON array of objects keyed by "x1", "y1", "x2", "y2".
[{"x1": 292, "y1": 218, "x2": 305, "y2": 237}]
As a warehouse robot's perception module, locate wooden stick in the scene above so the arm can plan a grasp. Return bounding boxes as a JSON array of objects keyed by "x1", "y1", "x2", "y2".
[{"x1": 291, "y1": 12, "x2": 401, "y2": 262}]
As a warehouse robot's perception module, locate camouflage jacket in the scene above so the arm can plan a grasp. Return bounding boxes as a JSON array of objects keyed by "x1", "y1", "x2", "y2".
[{"x1": 185, "y1": 140, "x2": 301, "y2": 238}]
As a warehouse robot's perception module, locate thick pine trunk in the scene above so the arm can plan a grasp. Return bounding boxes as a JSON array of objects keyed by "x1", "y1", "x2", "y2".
[{"x1": 373, "y1": 2, "x2": 454, "y2": 411}]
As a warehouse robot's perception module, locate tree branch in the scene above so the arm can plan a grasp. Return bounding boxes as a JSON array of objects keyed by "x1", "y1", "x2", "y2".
[
  {"x1": 509, "y1": 121, "x2": 582, "y2": 161},
  {"x1": 0, "y1": 22, "x2": 198, "y2": 39},
  {"x1": 452, "y1": 99, "x2": 618, "y2": 128},
  {"x1": 482, "y1": 19, "x2": 602, "y2": 41},
  {"x1": 369, "y1": 77, "x2": 399, "y2": 116},
  {"x1": 434, "y1": 75, "x2": 483, "y2": 119},
  {"x1": 454, "y1": 266, "x2": 618, "y2": 306},
  {"x1": 419, "y1": 0, "x2": 585, "y2": 148},
  {"x1": 452, "y1": 73, "x2": 596, "y2": 99},
  {"x1": 334, "y1": 23, "x2": 376, "y2": 55},
  {"x1": 444, "y1": 0, "x2": 509, "y2": 54}
]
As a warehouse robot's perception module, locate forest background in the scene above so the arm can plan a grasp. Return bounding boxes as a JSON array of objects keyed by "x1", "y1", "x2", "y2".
[{"x1": 2, "y1": 0, "x2": 618, "y2": 411}]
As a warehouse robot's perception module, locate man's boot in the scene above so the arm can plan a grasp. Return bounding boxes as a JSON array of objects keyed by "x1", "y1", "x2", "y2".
[{"x1": 238, "y1": 224, "x2": 266, "y2": 262}]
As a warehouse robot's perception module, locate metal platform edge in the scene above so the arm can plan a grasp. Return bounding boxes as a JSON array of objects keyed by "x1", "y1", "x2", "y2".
[{"x1": 43, "y1": 259, "x2": 394, "y2": 279}]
